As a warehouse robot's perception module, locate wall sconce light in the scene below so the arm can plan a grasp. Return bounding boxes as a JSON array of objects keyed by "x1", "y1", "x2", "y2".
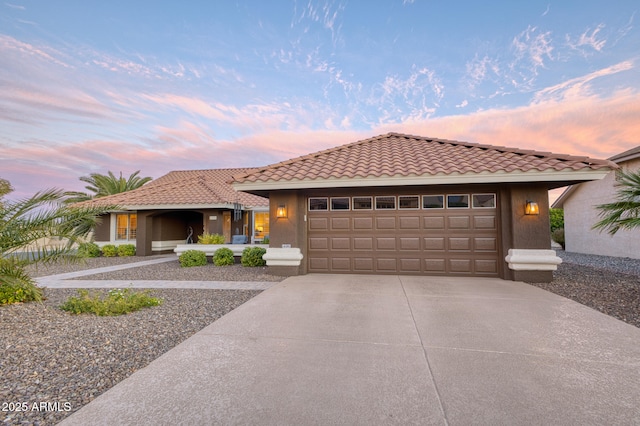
[
  {"x1": 276, "y1": 204, "x2": 288, "y2": 218},
  {"x1": 525, "y1": 200, "x2": 539, "y2": 215}
]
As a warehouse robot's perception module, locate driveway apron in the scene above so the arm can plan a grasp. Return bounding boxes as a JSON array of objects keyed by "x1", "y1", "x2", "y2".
[{"x1": 60, "y1": 274, "x2": 640, "y2": 425}]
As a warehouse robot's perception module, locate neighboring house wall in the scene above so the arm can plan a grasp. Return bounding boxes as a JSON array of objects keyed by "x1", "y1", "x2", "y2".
[{"x1": 563, "y1": 158, "x2": 640, "y2": 259}]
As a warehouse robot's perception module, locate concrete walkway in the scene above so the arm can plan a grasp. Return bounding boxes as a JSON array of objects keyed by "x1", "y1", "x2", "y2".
[
  {"x1": 60, "y1": 274, "x2": 640, "y2": 425},
  {"x1": 35, "y1": 255, "x2": 277, "y2": 290}
]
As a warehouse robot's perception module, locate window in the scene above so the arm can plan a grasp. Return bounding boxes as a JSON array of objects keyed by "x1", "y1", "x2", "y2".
[
  {"x1": 423, "y1": 195, "x2": 444, "y2": 209},
  {"x1": 254, "y1": 211, "x2": 269, "y2": 239},
  {"x1": 331, "y1": 197, "x2": 350, "y2": 210},
  {"x1": 352, "y1": 196, "x2": 372, "y2": 210},
  {"x1": 399, "y1": 196, "x2": 419, "y2": 209},
  {"x1": 116, "y1": 213, "x2": 137, "y2": 240},
  {"x1": 375, "y1": 196, "x2": 396, "y2": 209},
  {"x1": 447, "y1": 195, "x2": 469, "y2": 208},
  {"x1": 472, "y1": 194, "x2": 496, "y2": 208},
  {"x1": 309, "y1": 197, "x2": 328, "y2": 211}
]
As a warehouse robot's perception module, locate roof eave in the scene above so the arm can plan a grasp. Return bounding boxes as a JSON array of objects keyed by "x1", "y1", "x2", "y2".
[
  {"x1": 233, "y1": 169, "x2": 613, "y2": 192},
  {"x1": 99, "y1": 203, "x2": 268, "y2": 211}
]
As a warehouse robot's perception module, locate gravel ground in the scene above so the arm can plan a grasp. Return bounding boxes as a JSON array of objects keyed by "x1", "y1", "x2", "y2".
[{"x1": 3, "y1": 252, "x2": 639, "y2": 425}]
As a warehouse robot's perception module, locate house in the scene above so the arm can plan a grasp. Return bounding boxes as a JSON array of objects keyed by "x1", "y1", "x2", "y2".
[
  {"x1": 552, "y1": 145, "x2": 640, "y2": 259},
  {"x1": 79, "y1": 168, "x2": 270, "y2": 255},
  {"x1": 232, "y1": 133, "x2": 616, "y2": 282}
]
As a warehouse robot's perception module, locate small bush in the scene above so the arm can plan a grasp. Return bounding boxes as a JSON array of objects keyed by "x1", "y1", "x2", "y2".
[
  {"x1": 262, "y1": 236, "x2": 270, "y2": 245},
  {"x1": 549, "y1": 208, "x2": 564, "y2": 232},
  {"x1": 241, "y1": 247, "x2": 267, "y2": 267},
  {"x1": 0, "y1": 263, "x2": 43, "y2": 305},
  {"x1": 213, "y1": 247, "x2": 235, "y2": 266},
  {"x1": 552, "y1": 227, "x2": 565, "y2": 249},
  {"x1": 198, "y1": 232, "x2": 225, "y2": 244},
  {"x1": 117, "y1": 244, "x2": 136, "y2": 257},
  {"x1": 77, "y1": 242, "x2": 101, "y2": 258},
  {"x1": 102, "y1": 244, "x2": 117, "y2": 257},
  {"x1": 60, "y1": 288, "x2": 162, "y2": 316},
  {"x1": 179, "y1": 249, "x2": 208, "y2": 267}
]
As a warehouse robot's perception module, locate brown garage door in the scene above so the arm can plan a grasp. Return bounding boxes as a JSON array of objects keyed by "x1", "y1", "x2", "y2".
[{"x1": 307, "y1": 193, "x2": 499, "y2": 276}]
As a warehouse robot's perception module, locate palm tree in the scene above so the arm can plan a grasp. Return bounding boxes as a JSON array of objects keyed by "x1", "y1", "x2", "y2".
[
  {"x1": 0, "y1": 179, "x2": 112, "y2": 303},
  {"x1": 593, "y1": 169, "x2": 640, "y2": 235},
  {"x1": 64, "y1": 170, "x2": 152, "y2": 203}
]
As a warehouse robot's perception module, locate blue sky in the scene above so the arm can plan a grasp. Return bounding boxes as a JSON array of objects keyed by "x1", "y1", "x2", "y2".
[{"x1": 1, "y1": 1, "x2": 638, "y2": 200}]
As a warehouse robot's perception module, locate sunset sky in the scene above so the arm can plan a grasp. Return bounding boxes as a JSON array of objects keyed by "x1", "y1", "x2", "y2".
[{"x1": 1, "y1": 1, "x2": 638, "y2": 200}]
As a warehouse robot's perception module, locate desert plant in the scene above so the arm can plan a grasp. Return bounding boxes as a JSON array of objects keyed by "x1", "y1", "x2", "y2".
[
  {"x1": 0, "y1": 178, "x2": 110, "y2": 305},
  {"x1": 551, "y1": 228, "x2": 565, "y2": 250},
  {"x1": 77, "y1": 241, "x2": 101, "y2": 258},
  {"x1": 179, "y1": 249, "x2": 208, "y2": 267},
  {"x1": 213, "y1": 247, "x2": 235, "y2": 266},
  {"x1": 197, "y1": 232, "x2": 225, "y2": 244},
  {"x1": 593, "y1": 169, "x2": 640, "y2": 235},
  {"x1": 241, "y1": 247, "x2": 267, "y2": 267},
  {"x1": 101, "y1": 244, "x2": 117, "y2": 257},
  {"x1": 64, "y1": 170, "x2": 152, "y2": 203},
  {"x1": 60, "y1": 288, "x2": 162, "y2": 316},
  {"x1": 117, "y1": 244, "x2": 136, "y2": 256}
]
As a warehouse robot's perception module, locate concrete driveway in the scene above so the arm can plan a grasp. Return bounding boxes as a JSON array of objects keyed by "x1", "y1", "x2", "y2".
[{"x1": 60, "y1": 274, "x2": 640, "y2": 425}]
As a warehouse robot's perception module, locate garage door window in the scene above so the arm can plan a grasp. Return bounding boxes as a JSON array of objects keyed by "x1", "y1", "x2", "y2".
[
  {"x1": 331, "y1": 197, "x2": 350, "y2": 210},
  {"x1": 447, "y1": 194, "x2": 469, "y2": 208},
  {"x1": 472, "y1": 194, "x2": 496, "y2": 208},
  {"x1": 399, "y1": 195, "x2": 419, "y2": 209},
  {"x1": 375, "y1": 196, "x2": 396, "y2": 209},
  {"x1": 423, "y1": 195, "x2": 444, "y2": 209},
  {"x1": 352, "y1": 197, "x2": 372, "y2": 210},
  {"x1": 309, "y1": 198, "x2": 328, "y2": 210}
]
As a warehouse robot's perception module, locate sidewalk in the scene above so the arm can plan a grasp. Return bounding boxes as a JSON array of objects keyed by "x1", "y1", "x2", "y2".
[{"x1": 36, "y1": 255, "x2": 277, "y2": 291}]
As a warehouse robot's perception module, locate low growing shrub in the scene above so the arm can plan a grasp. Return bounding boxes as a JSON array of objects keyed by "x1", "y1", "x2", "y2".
[
  {"x1": 101, "y1": 244, "x2": 117, "y2": 257},
  {"x1": 77, "y1": 242, "x2": 101, "y2": 258},
  {"x1": 213, "y1": 247, "x2": 235, "y2": 266},
  {"x1": 179, "y1": 249, "x2": 208, "y2": 267},
  {"x1": 0, "y1": 263, "x2": 43, "y2": 305},
  {"x1": 60, "y1": 288, "x2": 162, "y2": 316},
  {"x1": 262, "y1": 236, "x2": 270, "y2": 245},
  {"x1": 198, "y1": 232, "x2": 225, "y2": 244},
  {"x1": 117, "y1": 244, "x2": 136, "y2": 257},
  {"x1": 552, "y1": 227, "x2": 565, "y2": 249},
  {"x1": 241, "y1": 247, "x2": 267, "y2": 267}
]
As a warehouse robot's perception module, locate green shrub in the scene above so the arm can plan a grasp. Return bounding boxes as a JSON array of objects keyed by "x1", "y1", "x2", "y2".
[
  {"x1": 60, "y1": 288, "x2": 162, "y2": 316},
  {"x1": 241, "y1": 247, "x2": 267, "y2": 267},
  {"x1": 117, "y1": 244, "x2": 136, "y2": 257},
  {"x1": 213, "y1": 247, "x2": 235, "y2": 266},
  {"x1": 179, "y1": 249, "x2": 208, "y2": 267},
  {"x1": 0, "y1": 262, "x2": 43, "y2": 305},
  {"x1": 101, "y1": 244, "x2": 117, "y2": 257},
  {"x1": 262, "y1": 236, "x2": 270, "y2": 245},
  {"x1": 552, "y1": 228, "x2": 565, "y2": 249},
  {"x1": 549, "y1": 208, "x2": 564, "y2": 232},
  {"x1": 197, "y1": 232, "x2": 225, "y2": 244},
  {"x1": 77, "y1": 242, "x2": 101, "y2": 258}
]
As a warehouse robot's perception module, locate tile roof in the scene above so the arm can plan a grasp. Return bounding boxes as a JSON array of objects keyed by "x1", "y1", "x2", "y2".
[
  {"x1": 232, "y1": 133, "x2": 616, "y2": 185},
  {"x1": 77, "y1": 168, "x2": 268, "y2": 209}
]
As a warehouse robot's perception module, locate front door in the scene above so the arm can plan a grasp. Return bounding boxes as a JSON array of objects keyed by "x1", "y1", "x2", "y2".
[{"x1": 223, "y1": 211, "x2": 231, "y2": 243}]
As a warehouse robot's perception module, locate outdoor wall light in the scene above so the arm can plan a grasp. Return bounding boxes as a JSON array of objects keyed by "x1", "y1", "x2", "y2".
[
  {"x1": 276, "y1": 204, "x2": 288, "y2": 218},
  {"x1": 525, "y1": 200, "x2": 539, "y2": 215}
]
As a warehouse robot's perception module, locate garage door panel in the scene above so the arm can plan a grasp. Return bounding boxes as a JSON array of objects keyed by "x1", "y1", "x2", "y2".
[
  {"x1": 400, "y1": 237, "x2": 420, "y2": 250},
  {"x1": 331, "y1": 258, "x2": 351, "y2": 271},
  {"x1": 424, "y1": 237, "x2": 445, "y2": 251},
  {"x1": 376, "y1": 237, "x2": 396, "y2": 250},
  {"x1": 475, "y1": 259, "x2": 498, "y2": 274},
  {"x1": 309, "y1": 257, "x2": 329, "y2": 271},
  {"x1": 474, "y1": 215, "x2": 496, "y2": 230},
  {"x1": 450, "y1": 259, "x2": 472, "y2": 273},
  {"x1": 331, "y1": 237, "x2": 350, "y2": 250},
  {"x1": 331, "y1": 217, "x2": 350, "y2": 230},
  {"x1": 449, "y1": 237, "x2": 471, "y2": 251},
  {"x1": 376, "y1": 217, "x2": 396, "y2": 229},
  {"x1": 309, "y1": 217, "x2": 328, "y2": 230},
  {"x1": 354, "y1": 257, "x2": 374, "y2": 271},
  {"x1": 449, "y1": 216, "x2": 470, "y2": 229},
  {"x1": 423, "y1": 216, "x2": 445, "y2": 229},
  {"x1": 353, "y1": 237, "x2": 373, "y2": 250},
  {"x1": 353, "y1": 217, "x2": 373, "y2": 229},
  {"x1": 376, "y1": 258, "x2": 397, "y2": 271},
  {"x1": 425, "y1": 258, "x2": 446, "y2": 272},
  {"x1": 399, "y1": 216, "x2": 420, "y2": 229},
  {"x1": 400, "y1": 258, "x2": 421, "y2": 272},
  {"x1": 474, "y1": 237, "x2": 497, "y2": 251},
  {"x1": 309, "y1": 237, "x2": 328, "y2": 250}
]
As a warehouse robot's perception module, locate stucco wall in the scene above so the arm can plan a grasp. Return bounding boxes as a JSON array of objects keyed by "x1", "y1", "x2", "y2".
[{"x1": 563, "y1": 158, "x2": 640, "y2": 259}]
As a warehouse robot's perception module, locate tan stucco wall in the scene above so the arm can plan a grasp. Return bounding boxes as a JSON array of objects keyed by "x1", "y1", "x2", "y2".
[{"x1": 563, "y1": 158, "x2": 640, "y2": 259}]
